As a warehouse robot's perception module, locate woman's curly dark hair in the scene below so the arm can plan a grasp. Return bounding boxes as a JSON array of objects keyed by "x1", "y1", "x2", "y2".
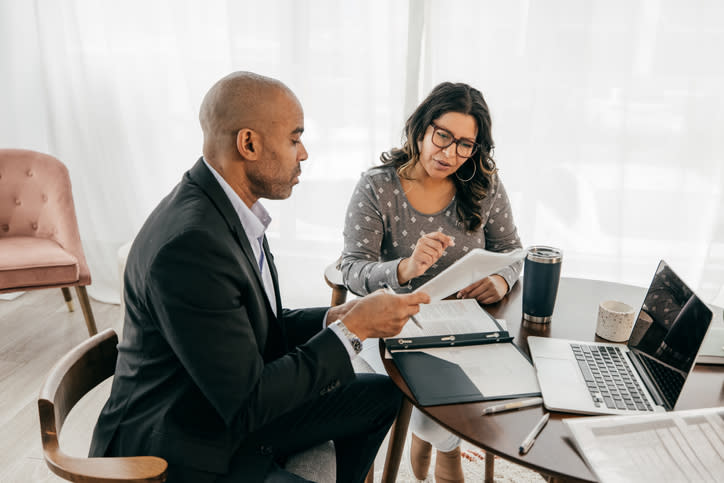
[{"x1": 381, "y1": 82, "x2": 497, "y2": 232}]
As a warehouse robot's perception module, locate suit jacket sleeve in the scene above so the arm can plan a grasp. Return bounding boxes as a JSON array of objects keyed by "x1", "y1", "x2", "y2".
[
  {"x1": 146, "y1": 227, "x2": 354, "y2": 436},
  {"x1": 282, "y1": 307, "x2": 330, "y2": 348}
]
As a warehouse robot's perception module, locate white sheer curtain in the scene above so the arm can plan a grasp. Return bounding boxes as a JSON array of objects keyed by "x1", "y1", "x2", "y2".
[
  {"x1": 1, "y1": 0, "x2": 722, "y2": 308},
  {"x1": 416, "y1": 0, "x2": 724, "y2": 305}
]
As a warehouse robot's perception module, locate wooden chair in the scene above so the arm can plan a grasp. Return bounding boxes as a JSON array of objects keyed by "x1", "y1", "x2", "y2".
[
  {"x1": 0, "y1": 149, "x2": 97, "y2": 336},
  {"x1": 38, "y1": 328, "x2": 168, "y2": 482},
  {"x1": 323, "y1": 257, "x2": 348, "y2": 306}
]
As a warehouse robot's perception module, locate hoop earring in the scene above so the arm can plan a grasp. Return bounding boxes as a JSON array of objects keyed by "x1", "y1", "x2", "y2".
[{"x1": 455, "y1": 160, "x2": 477, "y2": 182}]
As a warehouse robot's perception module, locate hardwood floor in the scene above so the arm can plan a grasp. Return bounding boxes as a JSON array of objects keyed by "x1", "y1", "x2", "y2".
[{"x1": 0, "y1": 289, "x2": 121, "y2": 483}]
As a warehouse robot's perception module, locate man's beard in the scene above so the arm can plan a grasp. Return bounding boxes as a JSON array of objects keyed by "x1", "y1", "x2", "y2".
[{"x1": 247, "y1": 164, "x2": 300, "y2": 201}]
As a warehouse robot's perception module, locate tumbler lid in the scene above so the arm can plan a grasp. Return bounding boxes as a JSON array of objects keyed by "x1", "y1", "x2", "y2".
[{"x1": 526, "y1": 246, "x2": 563, "y2": 264}]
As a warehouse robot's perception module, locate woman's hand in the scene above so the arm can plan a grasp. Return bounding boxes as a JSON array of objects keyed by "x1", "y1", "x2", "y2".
[
  {"x1": 457, "y1": 274, "x2": 509, "y2": 304},
  {"x1": 397, "y1": 232, "x2": 455, "y2": 284}
]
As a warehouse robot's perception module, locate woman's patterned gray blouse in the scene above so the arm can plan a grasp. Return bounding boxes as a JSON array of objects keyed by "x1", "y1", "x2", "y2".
[{"x1": 341, "y1": 165, "x2": 523, "y2": 296}]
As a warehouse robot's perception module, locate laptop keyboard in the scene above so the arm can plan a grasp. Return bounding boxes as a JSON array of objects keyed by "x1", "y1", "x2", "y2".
[
  {"x1": 570, "y1": 344, "x2": 653, "y2": 412},
  {"x1": 638, "y1": 355, "x2": 685, "y2": 408}
]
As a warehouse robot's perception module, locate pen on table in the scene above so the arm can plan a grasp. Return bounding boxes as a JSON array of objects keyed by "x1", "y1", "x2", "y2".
[
  {"x1": 482, "y1": 397, "x2": 543, "y2": 415},
  {"x1": 381, "y1": 283, "x2": 423, "y2": 330},
  {"x1": 519, "y1": 412, "x2": 549, "y2": 455}
]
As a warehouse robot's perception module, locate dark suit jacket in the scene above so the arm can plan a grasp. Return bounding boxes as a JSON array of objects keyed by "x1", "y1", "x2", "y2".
[{"x1": 90, "y1": 159, "x2": 354, "y2": 480}]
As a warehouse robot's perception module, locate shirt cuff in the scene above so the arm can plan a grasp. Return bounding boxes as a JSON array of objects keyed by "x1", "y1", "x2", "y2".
[
  {"x1": 328, "y1": 322, "x2": 358, "y2": 360},
  {"x1": 388, "y1": 259, "x2": 412, "y2": 290}
]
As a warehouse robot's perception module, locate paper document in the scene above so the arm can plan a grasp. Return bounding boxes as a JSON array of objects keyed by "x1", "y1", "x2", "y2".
[
  {"x1": 696, "y1": 325, "x2": 724, "y2": 364},
  {"x1": 396, "y1": 299, "x2": 500, "y2": 338},
  {"x1": 565, "y1": 406, "x2": 724, "y2": 483},
  {"x1": 416, "y1": 344, "x2": 541, "y2": 399},
  {"x1": 414, "y1": 248, "x2": 527, "y2": 301}
]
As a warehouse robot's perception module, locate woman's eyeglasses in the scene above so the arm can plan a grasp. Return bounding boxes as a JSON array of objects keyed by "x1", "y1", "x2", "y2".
[{"x1": 430, "y1": 123, "x2": 480, "y2": 158}]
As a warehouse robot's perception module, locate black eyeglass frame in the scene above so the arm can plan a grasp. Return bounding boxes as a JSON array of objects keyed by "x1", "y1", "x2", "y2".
[{"x1": 429, "y1": 122, "x2": 481, "y2": 158}]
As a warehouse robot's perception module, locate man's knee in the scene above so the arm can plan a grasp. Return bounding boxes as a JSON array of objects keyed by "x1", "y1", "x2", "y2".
[{"x1": 353, "y1": 373, "x2": 402, "y2": 425}]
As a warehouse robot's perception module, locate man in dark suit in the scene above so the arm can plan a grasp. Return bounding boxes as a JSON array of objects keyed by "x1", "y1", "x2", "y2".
[{"x1": 89, "y1": 71, "x2": 429, "y2": 482}]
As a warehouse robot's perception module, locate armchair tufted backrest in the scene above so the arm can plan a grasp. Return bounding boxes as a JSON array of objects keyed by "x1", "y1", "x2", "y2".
[{"x1": 0, "y1": 149, "x2": 91, "y2": 284}]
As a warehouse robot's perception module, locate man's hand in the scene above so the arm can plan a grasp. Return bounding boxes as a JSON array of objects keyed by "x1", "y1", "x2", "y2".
[
  {"x1": 326, "y1": 298, "x2": 360, "y2": 324},
  {"x1": 457, "y1": 275, "x2": 508, "y2": 304},
  {"x1": 341, "y1": 290, "x2": 430, "y2": 340},
  {"x1": 397, "y1": 232, "x2": 455, "y2": 284}
]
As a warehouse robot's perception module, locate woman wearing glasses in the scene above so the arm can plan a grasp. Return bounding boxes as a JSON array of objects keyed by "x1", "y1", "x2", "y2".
[{"x1": 340, "y1": 82, "x2": 522, "y2": 482}]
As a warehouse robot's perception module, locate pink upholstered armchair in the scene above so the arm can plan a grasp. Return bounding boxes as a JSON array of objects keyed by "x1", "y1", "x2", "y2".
[{"x1": 0, "y1": 149, "x2": 97, "y2": 336}]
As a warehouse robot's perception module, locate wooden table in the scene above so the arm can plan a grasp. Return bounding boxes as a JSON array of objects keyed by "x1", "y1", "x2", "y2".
[{"x1": 380, "y1": 278, "x2": 724, "y2": 482}]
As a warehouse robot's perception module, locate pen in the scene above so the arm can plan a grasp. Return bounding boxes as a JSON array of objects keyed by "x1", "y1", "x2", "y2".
[
  {"x1": 519, "y1": 412, "x2": 549, "y2": 454},
  {"x1": 382, "y1": 283, "x2": 423, "y2": 330},
  {"x1": 482, "y1": 397, "x2": 543, "y2": 415}
]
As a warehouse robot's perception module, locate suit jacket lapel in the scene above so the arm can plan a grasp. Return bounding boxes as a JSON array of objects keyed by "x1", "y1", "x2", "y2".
[{"x1": 186, "y1": 158, "x2": 277, "y2": 316}]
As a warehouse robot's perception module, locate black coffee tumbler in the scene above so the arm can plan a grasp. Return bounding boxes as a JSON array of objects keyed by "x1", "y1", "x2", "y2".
[{"x1": 522, "y1": 246, "x2": 563, "y2": 323}]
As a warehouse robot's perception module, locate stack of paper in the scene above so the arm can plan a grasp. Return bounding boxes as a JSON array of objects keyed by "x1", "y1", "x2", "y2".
[{"x1": 565, "y1": 406, "x2": 724, "y2": 483}]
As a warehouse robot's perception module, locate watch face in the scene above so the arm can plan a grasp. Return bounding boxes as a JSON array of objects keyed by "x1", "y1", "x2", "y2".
[
  {"x1": 352, "y1": 338, "x2": 363, "y2": 354},
  {"x1": 337, "y1": 320, "x2": 363, "y2": 354}
]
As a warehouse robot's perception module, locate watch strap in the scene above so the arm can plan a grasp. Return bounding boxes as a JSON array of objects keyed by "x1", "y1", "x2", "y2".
[{"x1": 332, "y1": 320, "x2": 363, "y2": 355}]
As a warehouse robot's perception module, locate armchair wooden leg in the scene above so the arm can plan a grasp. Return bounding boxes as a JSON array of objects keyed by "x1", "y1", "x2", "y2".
[
  {"x1": 381, "y1": 397, "x2": 412, "y2": 483},
  {"x1": 61, "y1": 287, "x2": 74, "y2": 312},
  {"x1": 75, "y1": 286, "x2": 98, "y2": 336},
  {"x1": 485, "y1": 451, "x2": 494, "y2": 482},
  {"x1": 330, "y1": 286, "x2": 348, "y2": 306}
]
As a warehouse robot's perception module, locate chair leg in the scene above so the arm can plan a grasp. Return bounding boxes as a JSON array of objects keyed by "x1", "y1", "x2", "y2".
[
  {"x1": 61, "y1": 287, "x2": 74, "y2": 312},
  {"x1": 381, "y1": 397, "x2": 412, "y2": 483},
  {"x1": 484, "y1": 451, "x2": 494, "y2": 482},
  {"x1": 330, "y1": 286, "x2": 348, "y2": 306},
  {"x1": 75, "y1": 286, "x2": 98, "y2": 336}
]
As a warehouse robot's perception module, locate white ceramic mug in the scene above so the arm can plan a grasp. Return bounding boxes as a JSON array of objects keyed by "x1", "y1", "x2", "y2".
[{"x1": 596, "y1": 300, "x2": 636, "y2": 342}]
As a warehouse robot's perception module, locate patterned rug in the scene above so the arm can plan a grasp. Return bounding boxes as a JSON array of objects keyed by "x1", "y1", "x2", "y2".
[{"x1": 375, "y1": 435, "x2": 546, "y2": 482}]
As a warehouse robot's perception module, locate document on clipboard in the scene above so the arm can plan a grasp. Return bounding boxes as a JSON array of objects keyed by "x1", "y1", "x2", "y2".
[
  {"x1": 385, "y1": 299, "x2": 541, "y2": 406},
  {"x1": 386, "y1": 299, "x2": 507, "y2": 350}
]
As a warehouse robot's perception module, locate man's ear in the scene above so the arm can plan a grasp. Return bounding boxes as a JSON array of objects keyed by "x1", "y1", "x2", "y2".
[{"x1": 236, "y1": 128, "x2": 260, "y2": 159}]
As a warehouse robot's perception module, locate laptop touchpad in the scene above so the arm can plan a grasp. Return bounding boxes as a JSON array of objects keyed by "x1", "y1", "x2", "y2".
[
  {"x1": 536, "y1": 357, "x2": 593, "y2": 410},
  {"x1": 537, "y1": 357, "x2": 580, "y2": 384}
]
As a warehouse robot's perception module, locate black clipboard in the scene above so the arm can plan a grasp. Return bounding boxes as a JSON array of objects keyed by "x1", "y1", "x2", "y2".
[
  {"x1": 386, "y1": 330, "x2": 513, "y2": 351},
  {"x1": 388, "y1": 327, "x2": 540, "y2": 406}
]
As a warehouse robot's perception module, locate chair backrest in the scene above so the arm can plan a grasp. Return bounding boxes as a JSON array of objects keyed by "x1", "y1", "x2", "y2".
[
  {"x1": 38, "y1": 328, "x2": 167, "y2": 482},
  {"x1": 0, "y1": 148, "x2": 90, "y2": 284}
]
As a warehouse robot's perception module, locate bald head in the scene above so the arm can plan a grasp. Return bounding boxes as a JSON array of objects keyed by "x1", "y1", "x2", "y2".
[{"x1": 199, "y1": 71, "x2": 295, "y2": 163}]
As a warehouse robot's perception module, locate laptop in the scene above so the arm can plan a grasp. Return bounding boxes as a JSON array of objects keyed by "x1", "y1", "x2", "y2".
[{"x1": 528, "y1": 260, "x2": 713, "y2": 415}]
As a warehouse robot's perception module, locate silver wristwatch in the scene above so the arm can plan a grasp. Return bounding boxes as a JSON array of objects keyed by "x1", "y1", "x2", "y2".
[{"x1": 333, "y1": 320, "x2": 363, "y2": 354}]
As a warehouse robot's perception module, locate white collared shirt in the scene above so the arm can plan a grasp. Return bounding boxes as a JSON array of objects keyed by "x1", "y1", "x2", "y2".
[{"x1": 203, "y1": 158, "x2": 277, "y2": 315}]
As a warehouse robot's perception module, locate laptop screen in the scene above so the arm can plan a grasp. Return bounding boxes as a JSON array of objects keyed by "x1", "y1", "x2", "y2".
[{"x1": 627, "y1": 260, "x2": 713, "y2": 408}]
